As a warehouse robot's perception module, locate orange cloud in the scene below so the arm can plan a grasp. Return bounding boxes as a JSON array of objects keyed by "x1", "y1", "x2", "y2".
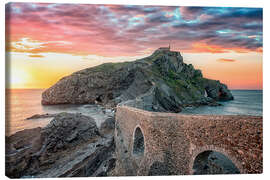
[
  {"x1": 187, "y1": 42, "x2": 263, "y2": 54},
  {"x1": 28, "y1": 54, "x2": 44, "y2": 58},
  {"x1": 135, "y1": 14, "x2": 145, "y2": 18},
  {"x1": 256, "y1": 47, "x2": 263, "y2": 53},
  {"x1": 190, "y1": 42, "x2": 228, "y2": 53},
  {"x1": 217, "y1": 58, "x2": 236, "y2": 63}
]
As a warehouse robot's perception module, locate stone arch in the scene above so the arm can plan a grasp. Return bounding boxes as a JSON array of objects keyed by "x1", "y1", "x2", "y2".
[
  {"x1": 189, "y1": 146, "x2": 243, "y2": 174},
  {"x1": 148, "y1": 161, "x2": 170, "y2": 176},
  {"x1": 132, "y1": 125, "x2": 145, "y2": 156}
]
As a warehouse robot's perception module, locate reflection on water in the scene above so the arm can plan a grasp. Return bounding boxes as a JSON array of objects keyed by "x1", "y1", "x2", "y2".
[{"x1": 5, "y1": 89, "x2": 111, "y2": 136}]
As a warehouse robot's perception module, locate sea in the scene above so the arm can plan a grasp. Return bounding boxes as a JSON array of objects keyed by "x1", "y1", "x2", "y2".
[
  {"x1": 5, "y1": 89, "x2": 262, "y2": 136},
  {"x1": 5, "y1": 89, "x2": 111, "y2": 136},
  {"x1": 181, "y1": 90, "x2": 263, "y2": 116}
]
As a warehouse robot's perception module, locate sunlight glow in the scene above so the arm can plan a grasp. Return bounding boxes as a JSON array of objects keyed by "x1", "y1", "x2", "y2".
[
  {"x1": 7, "y1": 52, "x2": 149, "y2": 89},
  {"x1": 10, "y1": 68, "x2": 30, "y2": 88}
]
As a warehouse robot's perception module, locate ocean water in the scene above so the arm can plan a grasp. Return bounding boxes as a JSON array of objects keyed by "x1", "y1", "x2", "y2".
[
  {"x1": 181, "y1": 90, "x2": 263, "y2": 116},
  {"x1": 5, "y1": 89, "x2": 110, "y2": 136},
  {"x1": 5, "y1": 89, "x2": 262, "y2": 136}
]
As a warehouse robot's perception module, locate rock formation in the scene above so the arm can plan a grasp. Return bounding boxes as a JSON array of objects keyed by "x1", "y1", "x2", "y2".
[
  {"x1": 41, "y1": 48, "x2": 233, "y2": 112},
  {"x1": 5, "y1": 113, "x2": 115, "y2": 178}
]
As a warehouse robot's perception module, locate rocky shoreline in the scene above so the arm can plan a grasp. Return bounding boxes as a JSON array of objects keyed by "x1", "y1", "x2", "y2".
[
  {"x1": 6, "y1": 108, "x2": 263, "y2": 177},
  {"x1": 6, "y1": 112, "x2": 116, "y2": 178}
]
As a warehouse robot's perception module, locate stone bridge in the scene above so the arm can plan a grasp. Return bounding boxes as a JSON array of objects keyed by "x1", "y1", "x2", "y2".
[{"x1": 114, "y1": 106, "x2": 262, "y2": 175}]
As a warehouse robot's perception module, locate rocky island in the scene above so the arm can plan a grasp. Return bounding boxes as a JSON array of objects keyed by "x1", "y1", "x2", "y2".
[
  {"x1": 6, "y1": 48, "x2": 236, "y2": 178},
  {"x1": 41, "y1": 47, "x2": 233, "y2": 112}
]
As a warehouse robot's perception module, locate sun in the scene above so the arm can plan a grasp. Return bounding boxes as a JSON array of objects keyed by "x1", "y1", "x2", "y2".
[{"x1": 10, "y1": 68, "x2": 30, "y2": 88}]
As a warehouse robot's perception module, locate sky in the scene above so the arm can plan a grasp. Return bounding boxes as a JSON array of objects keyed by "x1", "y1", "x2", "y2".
[{"x1": 5, "y1": 3, "x2": 262, "y2": 89}]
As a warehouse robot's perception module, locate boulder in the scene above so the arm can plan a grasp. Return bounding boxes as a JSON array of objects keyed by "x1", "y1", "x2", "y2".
[
  {"x1": 100, "y1": 117, "x2": 115, "y2": 134},
  {"x1": 41, "y1": 112, "x2": 100, "y2": 152}
]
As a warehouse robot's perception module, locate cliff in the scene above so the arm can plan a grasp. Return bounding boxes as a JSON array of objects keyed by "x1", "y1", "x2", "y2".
[{"x1": 41, "y1": 48, "x2": 233, "y2": 112}]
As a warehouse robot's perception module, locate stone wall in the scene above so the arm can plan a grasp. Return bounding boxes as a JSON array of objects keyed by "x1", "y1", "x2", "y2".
[{"x1": 114, "y1": 106, "x2": 263, "y2": 175}]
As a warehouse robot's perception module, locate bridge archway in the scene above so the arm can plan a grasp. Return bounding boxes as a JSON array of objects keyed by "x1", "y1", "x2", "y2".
[
  {"x1": 132, "y1": 126, "x2": 145, "y2": 156},
  {"x1": 192, "y1": 150, "x2": 240, "y2": 175},
  {"x1": 148, "y1": 161, "x2": 170, "y2": 176}
]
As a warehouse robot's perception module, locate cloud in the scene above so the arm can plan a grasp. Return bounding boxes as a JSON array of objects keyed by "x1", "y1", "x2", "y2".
[
  {"x1": 28, "y1": 54, "x2": 44, "y2": 58},
  {"x1": 191, "y1": 42, "x2": 228, "y2": 53},
  {"x1": 147, "y1": 12, "x2": 175, "y2": 23},
  {"x1": 5, "y1": 3, "x2": 263, "y2": 56},
  {"x1": 7, "y1": 38, "x2": 74, "y2": 54},
  {"x1": 217, "y1": 58, "x2": 237, "y2": 63},
  {"x1": 11, "y1": 37, "x2": 45, "y2": 51},
  {"x1": 179, "y1": 7, "x2": 205, "y2": 20},
  {"x1": 217, "y1": 8, "x2": 262, "y2": 20}
]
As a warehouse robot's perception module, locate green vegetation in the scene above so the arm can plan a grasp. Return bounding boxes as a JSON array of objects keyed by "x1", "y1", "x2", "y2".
[
  {"x1": 92, "y1": 62, "x2": 131, "y2": 72},
  {"x1": 164, "y1": 78, "x2": 201, "y2": 101},
  {"x1": 167, "y1": 69, "x2": 180, "y2": 79}
]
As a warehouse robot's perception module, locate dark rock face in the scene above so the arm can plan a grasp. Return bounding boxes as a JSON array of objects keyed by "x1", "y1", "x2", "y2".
[
  {"x1": 42, "y1": 63, "x2": 152, "y2": 107},
  {"x1": 5, "y1": 113, "x2": 115, "y2": 178},
  {"x1": 26, "y1": 113, "x2": 58, "y2": 120},
  {"x1": 5, "y1": 128, "x2": 43, "y2": 178},
  {"x1": 204, "y1": 80, "x2": 234, "y2": 101},
  {"x1": 41, "y1": 112, "x2": 100, "y2": 152},
  {"x1": 154, "y1": 83, "x2": 182, "y2": 112},
  {"x1": 100, "y1": 117, "x2": 115, "y2": 135},
  {"x1": 42, "y1": 48, "x2": 233, "y2": 112}
]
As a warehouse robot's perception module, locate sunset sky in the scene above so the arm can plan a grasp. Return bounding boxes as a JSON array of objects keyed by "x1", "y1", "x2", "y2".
[{"x1": 5, "y1": 3, "x2": 262, "y2": 89}]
